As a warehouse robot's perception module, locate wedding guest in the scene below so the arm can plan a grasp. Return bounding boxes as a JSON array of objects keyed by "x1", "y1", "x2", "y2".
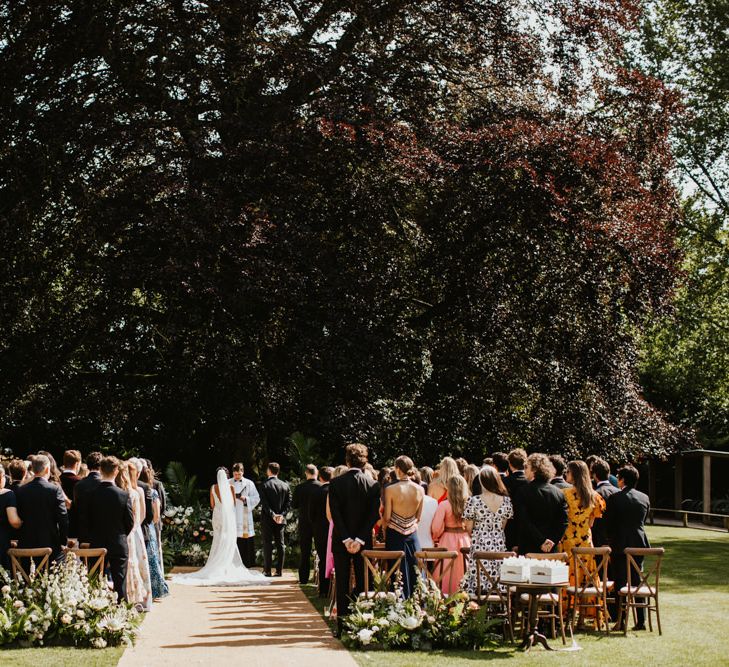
[
  {"x1": 74, "y1": 451, "x2": 103, "y2": 544},
  {"x1": 133, "y1": 458, "x2": 155, "y2": 547},
  {"x1": 139, "y1": 463, "x2": 169, "y2": 599},
  {"x1": 431, "y1": 475, "x2": 471, "y2": 594},
  {"x1": 328, "y1": 444, "x2": 380, "y2": 636},
  {"x1": 15, "y1": 454, "x2": 68, "y2": 562},
  {"x1": 419, "y1": 466, "x2": 434, "y2": 490},
  {"x1": 492, "y1": 452, "x2": 509, "y2": 479},
  {"x1": 364, "y1": 463, "x2": 378, "y2": 482},
  {"x1": 37, "y1": 450, "x2": 63, "y2": 485},
  {"x1": 590, "y1": 457, "x2": 618, "y2": 547},
  {"x1": 463, "y1": 464, "x2": 479, "y2": 496},
  {"x1": 382, "y1": 456, "x2": 424, "y2": 598},
  {"x1": 87, "y1": 456, "x2": 134, "y2": 602},
  {"x1": 428, "y1": 456, "x2": 459, "y2": 503},
  {"x1": 60, "y1": 450, "x2": 82, "y2": 539},
  {"x1": 549, "y1": 455, "x2": 571, "y2": 490},
  {"x1": 517, "y1": 453, "x2": 568, "y2": 555},
  {"x1": 0, "y1": 464, "x2": 23, "y2": 569},
  {"x1": 293, "y1": 464, "x2": 321, "y2": 584},
  {"x1": 462, "y1": 466, "x2": 513, "y2": 595},
  {"x1": 504, "y1": 448, "x2": 529, "y2": 550},
  {"x1": 230, "y1": 462, "x2": 260, "y2": 568},
  {"x1": 260, "y1": 462, "x2": 292, "y2": 577},
  {"x1": 324, "y1": 465, "x2": 348, "y2": 593},
  {"x1": 606, "y1": 465, "x2": 651, "y2": 631},
  {"x1": 6, "y1": 459, "x2": 27, "y2": 492},
  {"x1": 312, "y1": 466, "x2": 333, "y2": 598},
  {"x1": 126, "y1": 461, "x2": 153, "y2": 611},
  {"x1": 455, "y1": 457, "x2": 468, "y2": 476},
  {"x1": 78, "y1": 463, "x2": 89, "y2": 479},
  {"x1": 416, "y1": 486, "x2": 438, "y2": 549}
]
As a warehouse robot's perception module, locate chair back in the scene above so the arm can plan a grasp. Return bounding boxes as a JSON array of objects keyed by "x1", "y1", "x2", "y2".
[
  {"x1": 362, "y1": 550, "x2": 405, "y2": 593},
  {"x1": 525, "y1": 552, "x2": 569, "y2": 562},
  {"x1": 7, "y1": 548, "x2": 52, "y2": 584},
  {"x1": 624, "y1": 547, "x2": 664, "y2": 598},
  {"x1": 415, "y1": 550, "x2": 458, "y2": 588},
  {"x1": 572, "y1": 546, "x2": 611, "y2": 594},
  {"x1": 472, "y1": 550, "x2": 515, "y2": 604},
  {"x1": 70, "y1": 547, "x2": 107, "y2": 580}
]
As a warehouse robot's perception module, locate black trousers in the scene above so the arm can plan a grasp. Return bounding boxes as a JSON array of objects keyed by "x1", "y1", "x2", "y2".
[
  {"x1": 298, "y1": 521, "x2": 314, "y2": 584},
  {"x1": 261, "y1": 519, "x2": 285, "y2": 574},
  {"x1": 614, "y1": 554, "x2": 645, "y2": 624},
  {"x1": 237, "y1": 536, "x2": 256, "y2": 568},
  {"x1": 314, "y1": 526, "x2": 330, "y2": 597},
  {"x1": 107, "y1": 554, "x2": 129, "y2": 603},
  {"x1": 333, "y1": 548, "x2": 365, "y2": 629}
]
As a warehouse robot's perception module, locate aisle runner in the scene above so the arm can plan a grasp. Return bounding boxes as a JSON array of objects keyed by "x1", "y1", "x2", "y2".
[{"x1": 119, "y1": 570, "x2": 356, "y2": 667}]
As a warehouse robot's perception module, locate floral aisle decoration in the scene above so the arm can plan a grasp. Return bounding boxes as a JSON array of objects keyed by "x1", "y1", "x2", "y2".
[
  {"x1": 343, "y1": 575, "x2": 502, "y2": 651},
  {"x1": 0, "y1": 556, "x2": 140, "y2": 647},
  {"x1": 162, "y1": 503, "x2": 213, "y2": 567}
]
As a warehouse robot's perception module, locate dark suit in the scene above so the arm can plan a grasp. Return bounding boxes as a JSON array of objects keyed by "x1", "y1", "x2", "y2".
[
  {"x1": 260, "y1": 476, "x2": 292, "y2": 575},
  {"x1": 504, "y1": 470, "x2": 529, "y2": 550},
  {"x1": 15, "y1": 477, "x2": 68, "y2": 561},
  {"x1": 87, "y1": 481, "x2": 135, "y2": 602},
  {"x1": 292, "y1": 478, "x2": 321, "y2": 584},
  {"x1": 606, "y1": 487, "x2": 650, "y2": 624},
  {"x1": 592, "y1": 480, "x2": 619, "y2": 547},
  {"x1": 550, "y1": 476, "x2": 572, "y2": 490},
  {"x1": 74, "y1": 471, "x2": 102, "y2": 544},
  {"x1": 328, "y1": 468, "x2": 380, "y2": 626},
  {"x1": 516, "y1": 480, "x2": 568, "y2": 555},
  {"x1": 60, "y1": 471, "x2": 81, "y2": 538},
  {"x1": 310, "y1": 481, "x2": 330, "y2": 596}
]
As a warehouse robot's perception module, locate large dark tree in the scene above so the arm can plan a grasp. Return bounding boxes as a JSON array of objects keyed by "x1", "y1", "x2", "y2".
[{"x1": 0, "y1": 1, "x2": 688, "y2": 473}]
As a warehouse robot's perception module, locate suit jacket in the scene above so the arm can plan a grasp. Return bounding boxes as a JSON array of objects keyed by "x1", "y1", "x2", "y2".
[
  {"x1": 260, "y1": 476, "x2": 292, "y2": 524},
  {"x1": 60, "y1": 471, "x2": 81, "y2": 537},
  {"x1": 550, "y1": 476, "x2": 572, "y2": 490},
  {"x1": 592, "y1": 480, "x2": 619, "y2": 546},
  {"x1": 15, "y1": 477, "x2": 68, "y2": 558},
  {"x1": 606, "y1": 487, "x2": 650, "y2": 553},
  {"x1": 516, "y1": 480, "x2": 568, "y2": 555},
  {"x1": 136, "y1": 480, "x2": 155, "y2": 541},
  {"x1": 74, "y1": 471, "x2": 102, "y2": 543},
  {"x1": 504, "y1": 470, "x2": 529, "y2": 549},
  {"x1": 310, "y1": 482, "x2": 330, "y2": 535},
  {"x1": 292, "y1": 479, "x2": 322, "y2": 530},
  {"x1": 328, "y1": 468, "x2": 380, "y2": 553},
  {"x1": 87, "y1": 481, "x2": 135, "y2": 557}
]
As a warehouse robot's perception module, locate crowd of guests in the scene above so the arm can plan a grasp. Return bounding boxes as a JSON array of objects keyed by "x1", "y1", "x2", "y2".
[
  {"x1": 0, "y1": 451, "x2": 169, "y2": 610},
  {"x1": 293, "y1": 444, "x2": 651, "y2": 637}
]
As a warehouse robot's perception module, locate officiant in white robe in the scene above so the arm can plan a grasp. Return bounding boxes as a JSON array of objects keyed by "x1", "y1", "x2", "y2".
[{"x1": 229, "y1": 463, "x2": 260, "y2": 568}]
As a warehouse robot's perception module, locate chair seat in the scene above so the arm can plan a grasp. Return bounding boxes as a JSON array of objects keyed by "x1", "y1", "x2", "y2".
[
  {"x1": 567, "y1": 582, "x2": 613, "y2": 595},
  {"x1": 470, "y1": 593, "x2": 505, "y2": 604},
  {"x1": 519, "y1": 592, "x2": 559, "y2": 603},
  {"x1": 619, "y1": 585, "x2": 655, "y2": 596}
]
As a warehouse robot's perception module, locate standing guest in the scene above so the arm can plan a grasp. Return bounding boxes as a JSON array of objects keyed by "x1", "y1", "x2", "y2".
[
  {"x1": 311, "y1": 466, "x2": 333, "y2": 598},
  {"x1": 606, "y1": 465, "x2": 651, "y2": 631},
  {"x1": 87, "y1": 456, "x2": 135, "y2": 601},
  {"x1": 455, "y1": 457, "x2": 468, "y2": 476},
  {"x1": 416, "y1": 487, "x2": 438, "y2": 549},
  {"x1": 428, "y1": 457, "x2": 460, "y2": 503},
  {"x1": 74, "y1": 452, "x2": 103, "y2": 544},
  {"x1": 560, "y1": 460, "x2": 606, "y2": 624},
  {"x1": 37, "y1": 450, "x2": 62, "y2": 485},
  {"x1": 60, "y1": 450, "x2": 82, "y2": 539},
  {"x1": 328, "y1": 444, "x2": 380, "y2": 636},
  {"x1": 471, "y1": 459, "x2": 495, "y2": 495},
  {"x1": 133, "y1": 459, "x2": 155, "y2": 547},
  {"x1": 15, "y1": 455, "x2": 68, "y2": 562},
  {"x1": 229, "y1": 462, "x2": 260, "y2": 568},
  {"x1": 144, "y1": 458, "x2": 167, "y2": 554},
  {"x1": 126, "y1": 461, "x2": 153, "y2": 611},
  {"x1": 419, "y1": 466, "x2": 434, "y2": 492},
  {"x1": 293, "y1": 464, "x2": 321, "y2": 584},
  {"x1": 492, "y1": 452, "x2": 510, "y2": 481},
  {"x1": 0, "y1": 464, "x2": 23, "y2": 569},
  {"x1": 78, "y1": 464, "x2": 89, "y2": 479},
  {"x1": 6, "y1": 459, "x2": 27, "y2": 493},
  {"x1": 462, "y1": 466, "x2": 513, "y2": 596},
  {"x1": 463, "y1": 464, "x2": 479, "y2": 496},
  {"x1": 139, "y1": 463, "x2": 169, "y2": 599},
  {"x1": 590, "y1": 457, "x2": 618, "y2": 547},
  {"x1": 549, "y1": 455, "x2": 572, "y2": 490},
  {"x1": 382, "y1": 456, "x2": 424, "y2": 598},
  {"x1": 504, "y1": 448, "x2": 529, "y2": 551},
  {"x1": 517, "y1": 453, "x2": 568, "y2": 555},
  {"x1": 324, "y1": 465, "x2": 348, "y2": 594},
  {"x1": 260, "y1": 462, "x2": 292, "y2": 577},
  {"x1": 364, "y1": 463, "x2": 378, "y2": 482},
  {"x1": 431, "y1": 475, "x2": 472, "y2": 594}
]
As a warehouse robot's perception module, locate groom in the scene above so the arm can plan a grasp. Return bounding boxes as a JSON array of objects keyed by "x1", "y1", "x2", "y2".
[{"x1": 229, "y1": 462, "x2": 260, "y2": 568}]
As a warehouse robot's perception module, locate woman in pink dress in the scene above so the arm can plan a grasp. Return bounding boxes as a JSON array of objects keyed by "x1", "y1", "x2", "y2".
[{"x1": 431, "y1": 475, "x2": 471, "y2": 594}]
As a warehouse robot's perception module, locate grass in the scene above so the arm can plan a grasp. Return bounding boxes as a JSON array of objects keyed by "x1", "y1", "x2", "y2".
[
  {"x1": 301, "y1": 525, "x2": 729, "y2": 667},
  {"x1": 0, "y1": 647, "x2": 124, "y2": 667}
]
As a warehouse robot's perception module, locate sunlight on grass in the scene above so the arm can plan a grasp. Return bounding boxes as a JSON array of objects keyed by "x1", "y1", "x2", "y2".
[{"x1": 0, "y1": 646, "x2": 124, "y2": 667}]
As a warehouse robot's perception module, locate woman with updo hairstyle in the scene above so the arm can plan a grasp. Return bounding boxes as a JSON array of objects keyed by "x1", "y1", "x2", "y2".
[
  {"x1": 431, "y1": 475, "x2": 471, "y2": 594},
  {"x1": 428, "y1": 456, "x2": 460, "y2": 503},
  {"x1": 382, "y1": 456, "x2": 424, "y2": 598}
]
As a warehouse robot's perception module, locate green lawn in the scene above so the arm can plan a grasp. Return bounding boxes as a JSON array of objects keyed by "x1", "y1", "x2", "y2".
[
  {"x1": 301, "y1": 525, "x2": 729, "y2": 667},
  {"x1": 0, "y1": 647, "x2": 124, "y2": 667}
]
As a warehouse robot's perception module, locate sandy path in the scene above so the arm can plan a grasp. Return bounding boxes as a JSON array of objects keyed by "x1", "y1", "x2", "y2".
[{"x1": 119, "y1": 570, "x2": 356, "y2": 667}]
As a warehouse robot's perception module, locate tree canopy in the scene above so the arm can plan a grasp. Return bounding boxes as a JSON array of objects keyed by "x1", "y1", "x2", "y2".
[{"x1": 0, "y1": 1, "x2": 689, "y2": 473}]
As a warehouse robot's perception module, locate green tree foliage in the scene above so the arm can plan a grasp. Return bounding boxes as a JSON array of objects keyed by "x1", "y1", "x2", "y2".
[{"x1": 0, "y1": 1, "x2": 688, "y2": 471}]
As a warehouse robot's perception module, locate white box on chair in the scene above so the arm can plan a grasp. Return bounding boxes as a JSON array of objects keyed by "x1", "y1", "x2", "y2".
[
  {"x1": 499, "y1": 558, "x2": 530, "y2": 583},
  {"x1": 530, "y1": 562, "x2": 569, "y2": 584}
]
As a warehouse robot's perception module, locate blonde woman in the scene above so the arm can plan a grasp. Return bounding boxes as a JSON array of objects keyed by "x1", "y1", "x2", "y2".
[
  {"x1": 127, "y1": 461, "x2": 153, "y2": 611},
  {"x1": 428, "y1": 456, "x2": 460, "y2": 503},
  {"x1": 431, "y1": 475, "x2": 471, "y2": 594}
]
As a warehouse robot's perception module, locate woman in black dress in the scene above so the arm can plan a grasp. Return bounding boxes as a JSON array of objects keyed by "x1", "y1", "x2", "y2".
[{"x1": 0, "y1": 463, "x2": 23, "y2": 569}]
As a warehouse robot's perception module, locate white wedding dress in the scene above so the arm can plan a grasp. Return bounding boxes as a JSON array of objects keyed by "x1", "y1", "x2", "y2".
[{"x1": 172, "y1": 469, "x2": 270, "y2": 587}]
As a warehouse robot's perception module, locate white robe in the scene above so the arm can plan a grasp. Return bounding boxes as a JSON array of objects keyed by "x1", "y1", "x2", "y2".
[{"x1": 229, "y1": 477, "x2": 260, "y2": 538}]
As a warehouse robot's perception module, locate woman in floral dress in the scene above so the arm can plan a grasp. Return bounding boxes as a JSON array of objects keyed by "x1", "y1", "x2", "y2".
[
  {"x1": 461, "y1": 466, "x2": 513, "y2": 595},
  {"x1": 140, "y1": 465, "x2": 169, "y2": 600}
]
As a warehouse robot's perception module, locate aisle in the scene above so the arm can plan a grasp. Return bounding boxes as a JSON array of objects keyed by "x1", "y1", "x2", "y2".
[{"x1": 119, "y1": 570, "x2": 356, "y2": 667}]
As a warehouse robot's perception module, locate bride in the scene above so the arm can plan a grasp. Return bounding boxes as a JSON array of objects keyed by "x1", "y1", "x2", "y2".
[{"x1": 172, "y1": 467, "x2": 270, "y2": 586}]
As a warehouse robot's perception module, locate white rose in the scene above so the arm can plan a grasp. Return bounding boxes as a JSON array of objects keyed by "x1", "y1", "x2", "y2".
[
  {"x1": 13, "y1": 600, "x2": 24, "y2": 609},
  {"x1": 76, "y1": 609, "x2": 85, "y2": 619},
  {"x1": 174, "y1": 518, "x2": 182, "y2": 524},
  {"x1": 361, "y1": 613, "x2": 374, "y2": 621},
  {"x1": 400, "y1": 616, "x2": 420, "y2": 630},
  {"x1": 1, "y1": 585, "x2": 10, "y2": 594},
  {"x1": 92, "y1": 637, "x2": 107, "y2": 649},
  {"x1": 357, "y1": 628, "x2": 374, "y2": 645},
  {"x1": 61, "y1": 613, "x2": 72, "y2": 625}
]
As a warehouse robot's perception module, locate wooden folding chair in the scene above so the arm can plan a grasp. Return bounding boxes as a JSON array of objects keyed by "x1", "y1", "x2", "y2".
[
  {"x1": 7, "y1": 547, "x2": 52, "y2": 584},
  {"x1": 415, "y1": 550, "x2": 458, "y2": 591},
  {"x1": 471, "y1": 550, "x2": 516, "y2": 642},
  {"x1": 361, "y1": 550, "x2": 404, "y2": 597},
  {"x1": 521, "y1": 552, "x2": 568, "y2": 644},
  {"x1": 567, "y1": 546, "x2": 613, "y2": 634},
  {"x1": 616, "y1": 547, "x2": 665, "y2": 635},
  {"x1": 70, "y1": 547, "x2": 107, "y2": 581}
]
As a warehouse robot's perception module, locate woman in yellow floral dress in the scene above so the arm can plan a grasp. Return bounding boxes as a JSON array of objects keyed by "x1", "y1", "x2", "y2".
[{"x1": 560, "y1": 460, "x2": 606, "y2": 625}]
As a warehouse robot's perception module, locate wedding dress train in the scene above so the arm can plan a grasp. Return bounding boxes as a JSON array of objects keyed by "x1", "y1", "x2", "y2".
[{"x1": 172, "y1": 469, "x2": 270, "y2": 587}]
